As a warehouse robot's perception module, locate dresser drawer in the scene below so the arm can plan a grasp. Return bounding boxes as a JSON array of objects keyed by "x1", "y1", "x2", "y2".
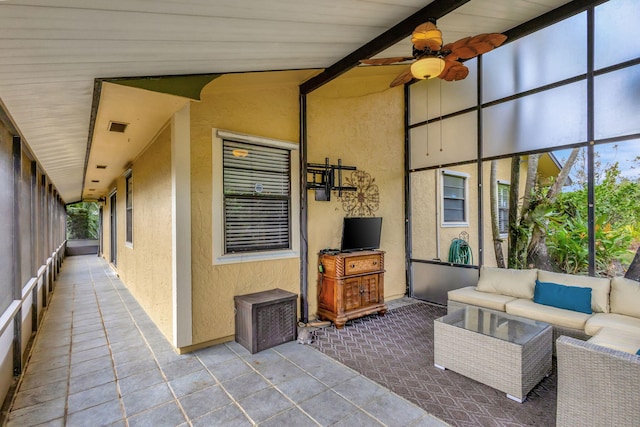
[{"x1": 344, "y1": 254, "x2": 382, "y2": 275}]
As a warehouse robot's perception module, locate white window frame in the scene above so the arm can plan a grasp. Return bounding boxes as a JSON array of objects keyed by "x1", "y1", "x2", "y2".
[
  {"x1": 440, "y1": 170, "x2": 469, "y2": 227},
  {"x1": 124, "y1": 169, "x2": 133, "y2": 247},
  {"x1": 497, "y1": 180, "x2": 510, "y2": 237},
  {"x1": 212, "y1": 129, "x2": 300, "y2": 265}
]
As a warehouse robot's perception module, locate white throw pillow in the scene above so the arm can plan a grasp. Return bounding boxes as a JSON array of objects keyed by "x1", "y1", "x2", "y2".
[
  {"x1": 476, "y1": 266, "x2": 538, "y2": 299},
  {"x1": 610, "y1": 276, "x2": 640, "y2": 318}
]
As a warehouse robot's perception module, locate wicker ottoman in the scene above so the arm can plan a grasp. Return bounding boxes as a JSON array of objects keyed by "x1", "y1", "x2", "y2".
[{"x1": 434, "y1": 306, "x2": 552, "y2": 402}]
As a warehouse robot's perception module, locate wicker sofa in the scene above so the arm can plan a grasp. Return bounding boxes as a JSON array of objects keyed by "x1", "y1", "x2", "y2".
[
  {"x1": 447, "y1": 267, "x2": 640, "y2": 352},
  {"x1": 556, "y1": 336, "x2": 640, "y2": 427}
]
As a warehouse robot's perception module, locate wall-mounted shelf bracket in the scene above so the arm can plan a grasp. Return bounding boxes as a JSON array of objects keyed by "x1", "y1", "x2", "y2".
[{"x1": 306, "y1": 158, "x2": 356, "y2": 201}]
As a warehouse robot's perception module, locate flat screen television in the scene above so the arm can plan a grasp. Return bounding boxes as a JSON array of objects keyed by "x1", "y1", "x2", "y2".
[{"x1": 340, "y1": 217, "x2": 383, "y2": 252}]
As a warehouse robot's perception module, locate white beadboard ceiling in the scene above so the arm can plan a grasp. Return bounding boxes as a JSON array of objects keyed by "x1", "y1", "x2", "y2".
[{"x1": 0, "y1": 0, "x2": 573, "y2": 202}]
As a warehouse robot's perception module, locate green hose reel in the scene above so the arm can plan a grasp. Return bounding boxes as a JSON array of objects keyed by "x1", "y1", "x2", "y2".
[{"x1": 448, "y1": 237, "x2": 473, "y2": 265}]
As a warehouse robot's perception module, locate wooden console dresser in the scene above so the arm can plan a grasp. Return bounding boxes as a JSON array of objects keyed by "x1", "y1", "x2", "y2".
[{"x1": 317, "y1": 250, "x2": 387, "y2": 328}]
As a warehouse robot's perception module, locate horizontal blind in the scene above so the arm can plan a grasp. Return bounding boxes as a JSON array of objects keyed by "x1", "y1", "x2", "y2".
[
  {"x1": 497, "y1": 183, "x2": 509, "y2": 234},
  {"x1": 223, "y1": 140, "x2": 290, "y2": 253}
]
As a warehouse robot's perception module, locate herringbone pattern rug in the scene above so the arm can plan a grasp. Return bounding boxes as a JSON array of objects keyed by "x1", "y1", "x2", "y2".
[{"x1": 311, "y1": 303, "x2": 556, "y2": 427}]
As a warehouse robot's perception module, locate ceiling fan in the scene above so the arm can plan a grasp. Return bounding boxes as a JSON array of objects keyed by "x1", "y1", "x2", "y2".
[{"x1": 360, "y1": 19, "x2": 507, "y2": 87}]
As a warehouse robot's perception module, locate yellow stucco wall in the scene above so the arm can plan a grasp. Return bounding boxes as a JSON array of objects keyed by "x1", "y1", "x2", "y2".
[
  {"x1": 189, "y1": 71, "x2": 313, "y2": 344},
  {"x1": 306, "y1": 71, "x2": 407, "y2": 317},
  {"x1": 104, "y1": 124, "x2": 174, "y2": 342}
]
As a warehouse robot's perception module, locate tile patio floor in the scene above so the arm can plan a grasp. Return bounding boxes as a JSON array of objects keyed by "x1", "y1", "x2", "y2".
[{"x1": 3, "y1": 255, "x2": 447, "y2": 427}]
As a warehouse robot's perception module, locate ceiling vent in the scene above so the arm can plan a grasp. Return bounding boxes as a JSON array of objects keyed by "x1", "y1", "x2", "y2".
[{"x1": 108, "y1": 121, "x2": 128, "y2": 133}]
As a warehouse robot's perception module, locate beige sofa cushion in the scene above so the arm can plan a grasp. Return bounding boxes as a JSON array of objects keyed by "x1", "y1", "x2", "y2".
[
  {"x1": 537, "y1": 270, "x2": 610, "y2": 313},
  {"x1": 476, "y1": 267, "x2": 538, "y2": 299},
  {"x1": 588, "y1": 327, "x2": 640, "y2": 355},
  {"x1": 505, "y1": 299, "x2": 591, "y2": 331},
  {"x1": 448, "y1": 286, "x2": 516, "y2": 312},
  {"x1": 610, "y1": 276, "x2": 640, "y2": 318},
  {"x1": 584, "y1": 313, "x2": 640, "y2": 336}
]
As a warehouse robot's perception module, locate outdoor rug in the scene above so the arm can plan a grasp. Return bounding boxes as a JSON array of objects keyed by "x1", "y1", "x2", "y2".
[{"x1": 311, "y1": 302, "x2": 557, "y2": 427}]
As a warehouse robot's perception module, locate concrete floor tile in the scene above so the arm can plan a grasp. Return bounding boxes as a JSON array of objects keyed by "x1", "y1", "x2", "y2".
[
  {"x1": 114, "y1": 358, "x2": 157, "y2": 379},
  {"x1": 168, "y1": 369, "x2": 216, "y2": 398},
  {"x1": 161, "y1": 358, "x2": 204, "y2": 381},
  {"x1": 221, "y1": 371, "x2": 270, "y2": 400},
  {"x1": 275, "y1": 373, "x2": 327, "y2": 404},
  {"x1": 71, "y1": 344, "x2": 111, "y2": 364},
  {"x1": 122, "y1": 382, "x2": 174, "y2": 417},
  {"x1": 307, "y1": 360, "x2": 358, "y2": 388},
  {"x1": 71, "y1": 335, "x2": 108, "y2": 353},
  {"x1": 361, "y1": 392, "x2": 427, "y2": 427},
  {"x1": 178, "y1": 385, "x2": 231, "y2": 420},
  {"x1": 20, "y1": 365, "x2": 69, "y2": 391},
  {"x1": 25, "y1": 353, "x2": 70, "y2": 374},
  {"x1": 69, "y1": 366, "x2": 116, "y2": 394},
  {"x1": 194, "y1": 344, "x2": 237, "y2": 366},
  {"x1": 332, "y1": 375, "x2": 390, "y2": 408},
  {"x1": 299, "y1": 389, "x2": 359, "y2": 426},
  {"x1": 260, "y1": 407, "x2": 320, "y2": 427},
  {"x1": 66, "y1": 399, "x2": 123, "y2": 427},
  {"x1": 237, "y1": 388, "x2": 293, "y2": 424},
  {"x1": 11, "y1": 378, "x2": 68, "y2": 410},
  {"x1": 118, "y1": 367, "x2": 165, "y2": 396},
  {"x1": 127, "y1": 401, "x2": 186, "y2": 427},
  {"x1": 330, "y1": 409, "x2": 385, "y2": 427},
  {"x1": 191, "y1": 403, "x2": 252, "y2": 427},
  {"x1": 70, "y1": 354, "x2": 113, "y2": 378},
  {"x1": 72, "y1": 328, "x2": 106, "y2": 344},
  {"x1": 5, "y1": 396, "x2": 66, "y2": 426},
  {"x1": 252, "y1": 359, "x2": 305, "y2": 386},
  {"x1": 241, "y1": 349, "x2": 284, "y2": 367},
  {"x1": 206, "y1": 357, "x2": 253, "y2": 382},
  {"x1": 67, "y1": 381, "x2": 118, "y2": 414}
]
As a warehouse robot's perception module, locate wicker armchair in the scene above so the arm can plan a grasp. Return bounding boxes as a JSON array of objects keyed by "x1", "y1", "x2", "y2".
[{"x1": 556, "y1": 336, "x2": 640, "y2": 427}]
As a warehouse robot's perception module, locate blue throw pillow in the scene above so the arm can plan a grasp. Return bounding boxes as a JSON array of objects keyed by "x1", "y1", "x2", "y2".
[
  {"x1": 636, "y1": 349, "x2": 640, "y2": 356},
  {"x1": 534, "y1": 280, "x2": 592, "y2": 314}
]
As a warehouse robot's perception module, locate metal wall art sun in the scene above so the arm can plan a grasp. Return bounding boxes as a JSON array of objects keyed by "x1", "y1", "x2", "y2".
[{"x1": 340, "y1": 170, "x2": 380, "y2": 217}]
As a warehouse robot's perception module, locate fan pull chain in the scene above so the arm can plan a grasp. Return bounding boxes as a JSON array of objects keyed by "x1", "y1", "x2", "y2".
[{"x1": 425, "y1": 83, "x2": 429, "y2": 157}]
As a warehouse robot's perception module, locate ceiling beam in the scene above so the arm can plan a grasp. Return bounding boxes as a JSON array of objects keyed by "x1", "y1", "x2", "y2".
[{"x1": 300, "y1": 0, "x2": 471, "y2": 94}]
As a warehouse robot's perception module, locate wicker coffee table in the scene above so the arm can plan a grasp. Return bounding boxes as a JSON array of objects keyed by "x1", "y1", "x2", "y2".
[{"x1": 434, "y1": 306, "x2": 552, "y2": 403}]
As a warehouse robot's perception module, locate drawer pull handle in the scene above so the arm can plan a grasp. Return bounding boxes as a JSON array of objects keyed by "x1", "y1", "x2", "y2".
[
  {"x1": 373, "y1": 261, "x2": 377, "y2": 265},
  {"x1": 350, "y1": 264, "x2": 355, "y2": 268}
]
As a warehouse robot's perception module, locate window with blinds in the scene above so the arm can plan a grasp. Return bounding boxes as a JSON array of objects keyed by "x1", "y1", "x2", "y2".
[
  {"x1": 497, "y1": 182, "x2": 510, "y2": 235},
  {"x1": 442, "y1": 173, "x2": 467, "y2": 223},
  {"x1": 223, "y1": 140, "x2": 291, "y2": 253}
]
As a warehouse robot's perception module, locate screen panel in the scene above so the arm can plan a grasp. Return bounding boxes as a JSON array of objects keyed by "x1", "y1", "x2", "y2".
[
  {"x1": 409, "y1": 60, "x2": 478, "y2": 125},
  {"x1": 483, "y1": 81, "x2": 588, "y2": 158},
  {"x1": 410, "y1": 112, "x2": 477, "y2": 170},
  {"x1": 482, "y1": 13, "x2": 587, "y2": 103},
  {"x1": 595, "y1": 0, "x2": 640, "y2": 70},
  {"x1": 594, "y1": 64, "x2": 640, "y2": 140}
]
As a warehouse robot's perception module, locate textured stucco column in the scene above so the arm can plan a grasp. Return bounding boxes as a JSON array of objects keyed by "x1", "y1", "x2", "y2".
[{"x1": 171, "y1": 103, "x2": 192, "y2": 348}]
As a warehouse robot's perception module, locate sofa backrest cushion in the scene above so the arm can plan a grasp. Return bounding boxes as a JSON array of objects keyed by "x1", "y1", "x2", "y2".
[
  {"x1": 476, "y1": 267, "x2": 538, "y2": 299},
  {"x1": 610, "y1": 276, "x2": 640, "y2": 318},
  {"x1": 534, "y1": 280, "x2": 592, "y2": 314},
  {"x1": 537, "y1": 270, "x2": 610, "y2": 313}
]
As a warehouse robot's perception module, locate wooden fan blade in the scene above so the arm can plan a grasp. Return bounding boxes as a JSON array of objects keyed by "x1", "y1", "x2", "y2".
[
  {"x1": 445, "y1": 33, "x2": 508, "y2": 60},
  {"x1": 411, "y1": 21, "x2": 443, "y2": 51},
  {"x1": 390, "y1": 67, "x2": 414, "y2": 87},
  {"x1": 360, "y1": 57, "x2": 414, "y2": 65},
  {"x1": 438, "y1": 60, "x2": 469, "y2": 81}
]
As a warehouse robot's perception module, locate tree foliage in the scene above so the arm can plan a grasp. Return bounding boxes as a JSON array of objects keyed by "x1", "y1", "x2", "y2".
[{"x1": 66, "y1": 202, "x2": 99, "y2": 239}]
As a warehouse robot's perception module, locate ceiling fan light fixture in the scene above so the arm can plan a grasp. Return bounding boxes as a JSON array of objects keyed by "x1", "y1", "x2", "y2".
[{"x1": 410, "y1": 57, "x2": 445, "y2": 80}]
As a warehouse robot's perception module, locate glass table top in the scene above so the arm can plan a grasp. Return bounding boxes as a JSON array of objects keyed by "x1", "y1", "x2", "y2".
[{"x1": 435, "y1": 306, "x2": 551, "y2": 345}]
